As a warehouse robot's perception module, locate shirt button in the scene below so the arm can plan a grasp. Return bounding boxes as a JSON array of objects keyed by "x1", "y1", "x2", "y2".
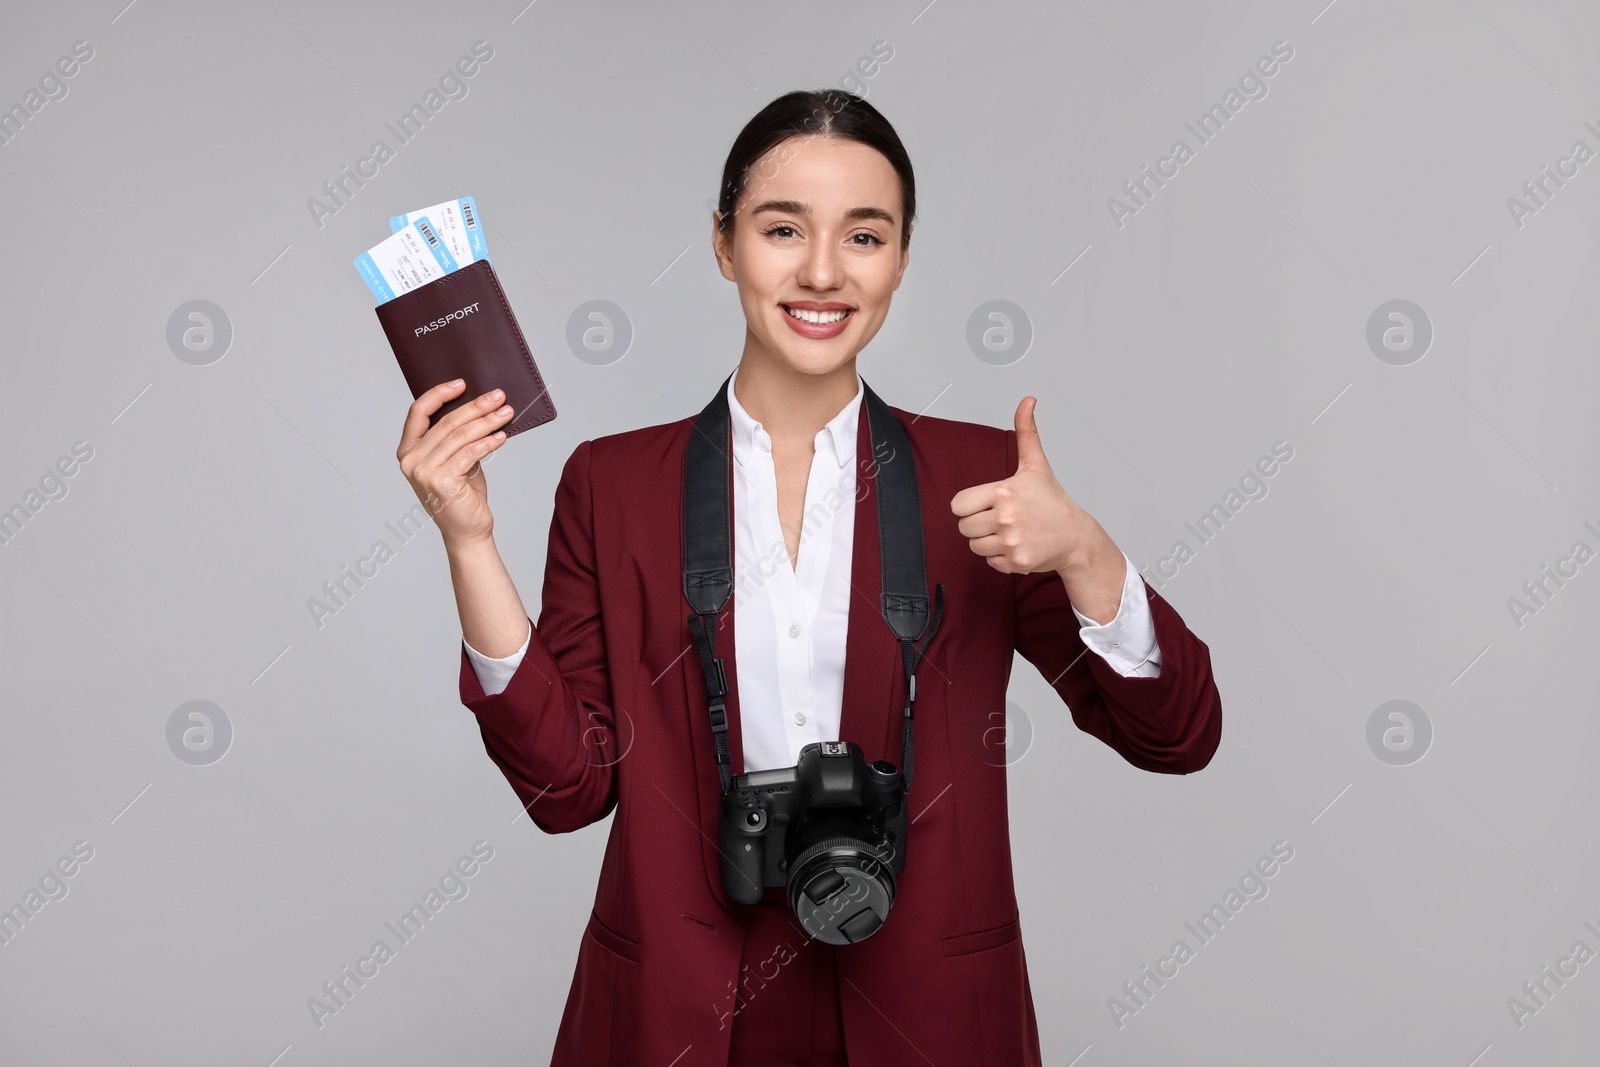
[
  {"x1": 794, "y1": 712, "x2": 807, "y2": 725},
  {"x1": 788, "y1": 623, "x2": 801, "y2": 638}
]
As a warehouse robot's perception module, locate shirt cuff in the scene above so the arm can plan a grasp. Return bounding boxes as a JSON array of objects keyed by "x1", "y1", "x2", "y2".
[
  {"x1": 463, "y1": 619, "x2": 533, "y2": 697},
  {"x1": 1070, "y1": 551, "x2": 1162, "y2": 677}
]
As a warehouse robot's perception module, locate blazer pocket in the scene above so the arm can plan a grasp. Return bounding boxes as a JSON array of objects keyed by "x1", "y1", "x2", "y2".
[
  {"x1": 941, "y1": 915, "x2": 1020, "y2": 957},
  {"x1": 585, "y1": 910, "x2": 642, "y2": 964}
]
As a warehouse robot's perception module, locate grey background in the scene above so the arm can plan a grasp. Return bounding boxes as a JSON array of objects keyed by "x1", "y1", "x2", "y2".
[{"x1": 2, "y1": 0, "x2": 1597, "y2": 1063}]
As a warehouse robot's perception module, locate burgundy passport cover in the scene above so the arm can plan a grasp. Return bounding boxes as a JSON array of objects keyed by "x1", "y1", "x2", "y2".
[{"x1": 374, "y1": 259, "x2": 556, "y2": 437}]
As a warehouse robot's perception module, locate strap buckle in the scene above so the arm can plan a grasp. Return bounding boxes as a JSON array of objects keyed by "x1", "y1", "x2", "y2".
[{"x1": 704, "y1": 657, "x2": 728, "y2": 702}]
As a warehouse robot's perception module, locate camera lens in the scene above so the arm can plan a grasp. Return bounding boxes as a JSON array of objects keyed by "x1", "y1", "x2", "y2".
[{"x1": 785, "y1": 835, "x2": 896, "y2": 945}]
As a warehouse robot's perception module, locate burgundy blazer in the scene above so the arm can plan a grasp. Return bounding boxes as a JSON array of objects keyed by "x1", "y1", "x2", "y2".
[{"x1": 458, "y1": 395, "x2": 1223, "y2": 1065}]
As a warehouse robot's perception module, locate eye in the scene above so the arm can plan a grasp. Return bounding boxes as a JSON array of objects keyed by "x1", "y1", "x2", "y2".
[
  {"x1": 851, "y1": 232, "x2": 886, "y2": 247},
  {"x1": 761, "y1": 224, "x2": 798, "y2": 240}
]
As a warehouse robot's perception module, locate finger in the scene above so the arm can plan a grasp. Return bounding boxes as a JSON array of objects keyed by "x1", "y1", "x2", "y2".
[
  {"x1": 423, "y1": 398, "x2": 516, "y2": 472},
  {"x1": 963, "y1": 533, "x2": 1009, "y2": 559},
  {"x1": 412, "y1": 427, "x2": 506, "y2": 520},
  {"x1": 1013, "y1": 396, "x2": 1048, "y2": 473},
  {"x1": 955, "y1": 510, "x2": 999, "y2": 540},
  {"x1": 950, "y1": 481, "x2": 1001, "y2": 518},
  {"x1": 399, "y1": 379, "x2": 469, "y2": 454},
  {"x1": 409, "y1": 390, "x2": 515, "y2": 471},
  {"x1": 445, "y1": 428, "x2": 509, "y2": 477}
]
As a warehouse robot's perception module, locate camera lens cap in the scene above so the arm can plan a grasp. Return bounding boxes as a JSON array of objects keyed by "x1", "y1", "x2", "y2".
[{"x1": 786, "y1": 839, "x2": 896, "y2": 946}]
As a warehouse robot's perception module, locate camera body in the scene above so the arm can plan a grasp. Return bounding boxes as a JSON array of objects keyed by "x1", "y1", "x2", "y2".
[{"x1": 719, "y1": 740, "x2": 907, "y2": 944}]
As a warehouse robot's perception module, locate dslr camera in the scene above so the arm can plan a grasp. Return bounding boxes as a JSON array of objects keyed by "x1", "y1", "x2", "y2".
[{"x1": 720, "y1": 740, "x2": 906, "y2": 945}]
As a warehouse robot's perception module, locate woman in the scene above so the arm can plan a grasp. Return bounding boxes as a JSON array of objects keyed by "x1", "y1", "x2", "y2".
[{"x1": 397, "y1": 89, "x2": 1221, "y2": 1066}]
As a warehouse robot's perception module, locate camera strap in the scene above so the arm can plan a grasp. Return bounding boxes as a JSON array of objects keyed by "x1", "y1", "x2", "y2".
[{"x1": 683, "y1": 370, "x2": 943, "y2": 796}]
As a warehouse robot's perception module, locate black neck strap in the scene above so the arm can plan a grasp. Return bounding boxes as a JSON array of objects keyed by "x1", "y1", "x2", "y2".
[{"x1": 682, "y1": 371, "x2": 944, "y2": 796}]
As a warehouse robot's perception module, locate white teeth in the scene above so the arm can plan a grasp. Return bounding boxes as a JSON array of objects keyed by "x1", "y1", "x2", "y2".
[{"x1": 785, "y1": 306, "x2": 850, "y2": 325}]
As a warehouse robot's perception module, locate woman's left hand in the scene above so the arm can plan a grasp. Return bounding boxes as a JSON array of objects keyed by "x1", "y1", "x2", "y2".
[{"x1": 950, "y1": 397, "x2": 1127, "y2": 622}]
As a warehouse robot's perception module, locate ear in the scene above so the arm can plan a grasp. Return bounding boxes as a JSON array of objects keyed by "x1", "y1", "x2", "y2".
[{"x1": 712, "y1": 210, "x2": 737, "y2": 283}]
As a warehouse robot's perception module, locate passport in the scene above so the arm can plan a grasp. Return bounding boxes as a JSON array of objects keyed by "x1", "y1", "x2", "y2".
[{"x1": 372, "y1": 258, "x2": 556, "y2": 437}]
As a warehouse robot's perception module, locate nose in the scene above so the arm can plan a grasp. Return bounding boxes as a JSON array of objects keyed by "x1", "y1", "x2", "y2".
[{"x1": 798, "y1": 235, "x2": 844, "y2": 292}]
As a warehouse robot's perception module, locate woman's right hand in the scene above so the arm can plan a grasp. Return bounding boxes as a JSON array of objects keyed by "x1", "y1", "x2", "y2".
[{"x1": 397, "y1": 379, "x2": 518, "y2": 548}]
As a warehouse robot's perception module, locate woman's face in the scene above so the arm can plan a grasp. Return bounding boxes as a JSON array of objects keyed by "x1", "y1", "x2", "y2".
[{"x1": 713, "y1": 135, "x2": 911, "y2": 377}]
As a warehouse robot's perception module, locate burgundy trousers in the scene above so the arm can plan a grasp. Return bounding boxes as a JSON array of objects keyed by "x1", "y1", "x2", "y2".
[{"x1": 726, "y1": 888, "x2": 849, "y2": 1065}]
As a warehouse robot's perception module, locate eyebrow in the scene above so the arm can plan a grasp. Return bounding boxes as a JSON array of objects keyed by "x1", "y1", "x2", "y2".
[{"x1": 748, "y1": 198, "x2": 897, "y2": 228}]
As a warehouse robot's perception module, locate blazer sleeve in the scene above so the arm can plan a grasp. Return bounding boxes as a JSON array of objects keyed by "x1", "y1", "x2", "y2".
[
  {"x1": 1006, "y1": 429, "x2": 1222, "y2": 774},
  {"x1": 457, "y1": 439, "x2": 620, "y2": 832}
]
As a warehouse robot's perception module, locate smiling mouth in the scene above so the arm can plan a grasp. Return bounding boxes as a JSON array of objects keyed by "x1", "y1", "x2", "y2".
[{"x1": 782, "y1": 304, "x2": 854, "y2": 325}]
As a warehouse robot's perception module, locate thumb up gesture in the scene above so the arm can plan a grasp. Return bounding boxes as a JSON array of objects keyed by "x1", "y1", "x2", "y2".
[
  {"x1": 952, "y1": 397, "x2": 1131, "y2": 623},
  {"x1": 951, "y1": 396, "x2": 1107, "y2": 578}
]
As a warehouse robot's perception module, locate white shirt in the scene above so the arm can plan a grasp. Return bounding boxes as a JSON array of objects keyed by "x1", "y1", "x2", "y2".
[{"x1": 464, "y1": 369, "x2": 1162, "y2": 770}]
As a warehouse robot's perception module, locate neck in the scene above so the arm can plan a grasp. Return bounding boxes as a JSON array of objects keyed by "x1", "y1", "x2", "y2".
[{"x1": 731, "y1": 346, "x2": 858, "y2": 449}]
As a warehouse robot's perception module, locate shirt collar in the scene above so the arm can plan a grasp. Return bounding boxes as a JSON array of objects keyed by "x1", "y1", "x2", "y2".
[{"x1": 726, "y1": 364, "x2": 863, "y2": 469}]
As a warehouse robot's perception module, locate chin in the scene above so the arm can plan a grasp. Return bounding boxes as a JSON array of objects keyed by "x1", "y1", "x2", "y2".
[
  {"x1": 768, "y1": 319, "x2": 871, "y2": 372},
  {"x1": 774, "y1": 345, "x2": 856, "y2": 377}
]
